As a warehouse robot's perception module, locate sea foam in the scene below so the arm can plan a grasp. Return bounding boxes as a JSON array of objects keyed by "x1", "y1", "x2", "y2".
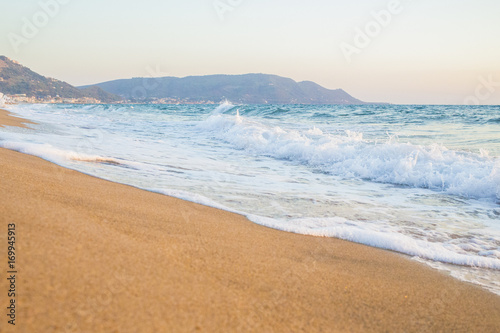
[
  {"x1": 198, "y1": 112, "x2": 500, "y2": 202},
  {"x1": 247, "y1": 215, "x2": 500, "y2": 269}
]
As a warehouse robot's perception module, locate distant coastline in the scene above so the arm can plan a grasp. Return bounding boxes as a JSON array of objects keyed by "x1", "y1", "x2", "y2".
[{"x1": 1, "y1": 56, "x2": 378, "y2": 105}]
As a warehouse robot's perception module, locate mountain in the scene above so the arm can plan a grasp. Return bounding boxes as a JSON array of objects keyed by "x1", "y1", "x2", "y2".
[
  {"x1": 0, "y1": 56, "x2": 367, "y2": 104},
  {"x1": 80, "y1": 74, "x2": 366, "y2": 104},
  {"x1": 0, "y1": 56, "x2": 121, "y2": 103}
]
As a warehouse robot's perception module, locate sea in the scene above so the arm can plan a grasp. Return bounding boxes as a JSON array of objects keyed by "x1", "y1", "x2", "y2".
[{"x1": 1, "y1": 102, "x2": 499, "y2": 295}]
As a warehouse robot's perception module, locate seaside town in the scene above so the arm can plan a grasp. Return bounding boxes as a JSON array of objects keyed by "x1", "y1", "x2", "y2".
[
  {"x1": 0, "y1": 92, "x2": 102, "y2": 104},
  {"x1": 0, "y1": 92, "x2": 217, "y2": 105}
]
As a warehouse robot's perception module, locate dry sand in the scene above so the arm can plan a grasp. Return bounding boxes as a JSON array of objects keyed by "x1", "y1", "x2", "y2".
[{"x1": 0, "y1": 110, "x2": 499, "y2": 332}]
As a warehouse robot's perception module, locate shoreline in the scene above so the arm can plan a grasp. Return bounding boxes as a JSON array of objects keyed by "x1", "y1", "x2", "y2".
[
  {"x1": 1, "y1": 110, "x2": 500, "y2": 331},
  {"x1": 0, "y1": 108, "x2": 37, "y2": 128}
]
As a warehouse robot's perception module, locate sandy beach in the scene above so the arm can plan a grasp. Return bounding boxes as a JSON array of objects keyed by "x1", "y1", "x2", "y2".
[
  {"x1": 0, "y1": 109, "x2": 36, "y2": 128},
  {"x1": 1, "y1": 109, "x2": 500, "y2": 332}
]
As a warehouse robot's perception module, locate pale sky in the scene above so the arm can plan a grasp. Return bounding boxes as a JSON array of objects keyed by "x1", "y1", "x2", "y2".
[{"x1": 1, "y1": 0, "x2": 499, "y2": 104}]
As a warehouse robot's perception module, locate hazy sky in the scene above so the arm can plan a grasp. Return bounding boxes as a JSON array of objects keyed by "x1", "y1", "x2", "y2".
[{"x1": 1, "y1": 0, "x2": 499, "y2": 104}]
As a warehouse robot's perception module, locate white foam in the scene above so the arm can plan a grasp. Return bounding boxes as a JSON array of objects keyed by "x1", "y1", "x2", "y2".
[
  {"x1": 141, "y1": 186, "x2": 500, "y2": 271},
  {"x1": 151, "y1": 188, "x2": 239, "y2": 213},
  {"x1": 210, "y1": 100, "x2": 236, "y2": 115},
  {"x1": 0, "y1": 140, "x2": 124, "y2": 167},
  {"x1": 246, "y1": 215, "x2": 500, "y2": 269},
  {"x1": 412, "y1": 257, "x2": 500, "y2": 296},
  {"x1": 198, "y1": 113, "x2": 500, "y2": 202},
  {"x1": 143, "y1": 185, "x2": 500, "y2": 270}
]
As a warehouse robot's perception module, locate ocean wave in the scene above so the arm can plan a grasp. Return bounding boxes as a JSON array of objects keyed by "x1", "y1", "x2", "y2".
[
  {"x1": 0, "y1": 140, "x2": 129, "y2": 168},
  {"x1": 487, "y1": 117, "x2": 500, "y2": 124},
  {"x1": 198, "y1": 111, "x2": 500, "y2": 202}
]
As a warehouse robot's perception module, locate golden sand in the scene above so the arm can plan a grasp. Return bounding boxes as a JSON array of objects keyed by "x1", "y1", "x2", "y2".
[
  {"x1": 0, "y1": 109, "x2": 36, "y2": 128},
  {"x1": 0, "y1": 111, "x2": 499, "y2": 332}
]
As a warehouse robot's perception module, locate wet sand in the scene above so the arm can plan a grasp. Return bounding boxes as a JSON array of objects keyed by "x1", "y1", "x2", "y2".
[
  {"x1": 1, "y1": 110, "x2": 499, "y2": 332},
  {"x1": 0, "y1": 108, "x2": 36, "y2": 128}
]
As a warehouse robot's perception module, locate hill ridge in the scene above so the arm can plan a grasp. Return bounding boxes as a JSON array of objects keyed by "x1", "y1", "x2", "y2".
[
  {"x1": 0, "y1": 56, "x2": 367, "y2": 104},
  {"x1": 0, "y1": 56, "x2": 121, "y2": 103},
  {"x1": 80, "y1": 73, "x2": 367, "y2": 104}
]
